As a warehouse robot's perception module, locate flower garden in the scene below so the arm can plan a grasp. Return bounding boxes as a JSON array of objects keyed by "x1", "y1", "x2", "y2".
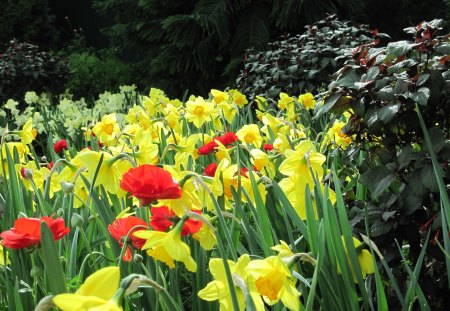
[{"x1": 0, "y1": 5, "x2": 449, "y2": 311}]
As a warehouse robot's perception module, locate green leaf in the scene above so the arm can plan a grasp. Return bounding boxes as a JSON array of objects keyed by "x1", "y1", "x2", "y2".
[
  {"x1": 378, "y1": 103, "x2": 400, "y2": 124},
  {"x1": 416, "y1": 74, "x2": 430, "y2": 86},
  {"x1": 426, "y1": 127, "x2": 446, "y2": 153},
  {"x1": 397, "y1": 145, "x2": 417, "y2": 169},
  {"x1": 360, "y1": 166, "x2": 395, "y2": 199},
  {"x1": 411, "y1": 87, "x2": 430, "y2": 106},
  {"x1": 386, "y1": 41, "x2": 416, "y2": 57},
  {"x1": 435, "y1": 43, "x2": 450, "y2": 55},
  {"x1": 40, "y1": 221, "x2": 67, "y2": 295},
  {"x1": 370, "y1": 220, "x2": 393, "y2": 237},
  {"x1": 420, "y1": 165, "x2": 439, "y2": 192},
  {"x1": 315, "y1": 92, "x2": 342, "y2": 117}
]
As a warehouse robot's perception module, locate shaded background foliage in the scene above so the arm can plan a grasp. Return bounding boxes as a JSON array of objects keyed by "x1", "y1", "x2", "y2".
[{"x1": 0, "y1": 0, "x2": 449, "y2": 99}]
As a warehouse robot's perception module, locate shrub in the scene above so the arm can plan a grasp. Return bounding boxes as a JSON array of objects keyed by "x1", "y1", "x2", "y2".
[
  {"x1": 65, "y1": 50, "x2": 134, "y2": 100},
  {"x1": 320, "y1": 19, "x2": 450, "y2": 307},
  {"x1": 0, "y1": 0, "x2": 58, "y2": 48},
  {"x1": 93, "y1": 1, "x2": 364, "y2": 98},
  {"x1": 235, "y1": 15, "x2": 386, "y2": 101},
  {"x1": 0, "y1": 40, "x2": 69, "y2": 104}
]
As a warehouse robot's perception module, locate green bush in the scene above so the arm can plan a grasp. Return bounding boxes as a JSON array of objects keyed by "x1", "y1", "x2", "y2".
[
  {"x1": 321, "y1": 19, "x2": 450, "y2": 307},
  {"x1": 93, "y1": 0, "x2": 364, "y2": 97},
  {"x1": 0, "y1": 0, "x2": 58, "y2": 47},
  {"x1": 0, "y1": 40, "x2": 69, "y2": 104},
  {"x1": 236, "y1": 15, "x2": 386, "y2": 101},
  {"x1": 65, "y1": 50, "x2": 134, "y2": 100}
]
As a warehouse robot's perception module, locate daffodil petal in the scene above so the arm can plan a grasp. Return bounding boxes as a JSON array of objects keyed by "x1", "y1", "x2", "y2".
[{"x1": 76, "y1": 266, "x2": 120, "y2": 301}]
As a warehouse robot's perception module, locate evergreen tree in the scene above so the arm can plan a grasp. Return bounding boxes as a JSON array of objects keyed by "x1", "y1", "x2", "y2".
[{"x1": 94, "y1": 0, "x2": 364, "y2": 97}]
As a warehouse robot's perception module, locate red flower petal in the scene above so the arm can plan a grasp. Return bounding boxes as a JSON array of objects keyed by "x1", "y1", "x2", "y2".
[
  {"x1": 120, "y1": 165, "x2": 182, "y2": 206},
  {"x1": 150, "y1": 206, "x2": 174, "y2": 232}
]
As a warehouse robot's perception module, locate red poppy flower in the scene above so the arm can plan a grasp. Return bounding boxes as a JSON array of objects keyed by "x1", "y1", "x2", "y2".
[
  {"x1": 150, "y1": 206, "x2": 174, "y2": 232},
  {"x1": 216, "y1": 132, "x2": 238, "y2": 145},
  {"x1": 198, "y1": 132, "x2": 238, "y2": 156},
  {"x1": 53, "y1": 139, "x2": 68, "y2": 153},
  {"x1": 47, "y1": 161, "x2": 54, "y2": 170},
  {"x1": 120, "y1": 165, "x2": 182, "y2": 206},
  {"x1": 0, "y1": 217, "x2": 70, "y2": 249},
  {"x1": 263, "y1": 143, "x2": 274, "y2": 151},
  {"x1": 181, "y1": 209, "x2": 202, "y2": 236},
  {"x1": 150, "y1": 206, "x2": 202, "y2": 236},
  {"x1": 108, "y1": 216, "x2": 148, "y2": 262},
  {"x1": 204, "y1": 163, "x2": 218, "y2": 177},
  {"x1": 198, "y1": 141, "x2": 217, "y2": 155}
]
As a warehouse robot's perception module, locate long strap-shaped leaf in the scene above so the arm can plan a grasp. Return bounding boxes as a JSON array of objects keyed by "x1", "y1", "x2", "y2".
[{"x1": 40, "y1": 221, "x2": 67, "y2": 295}]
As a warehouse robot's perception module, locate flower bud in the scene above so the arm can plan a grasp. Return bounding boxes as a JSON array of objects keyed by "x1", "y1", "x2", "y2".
[
  {"x1": 20, "y1": 167, "x2": 33, "y2": 179},
  {"x1": 71, "y1": 213, "x2": 84, "y2": 227},
  {"x1": 133, "y1": 254, "x2": 143, "y2": 264},
  {"x1": 61, "y1": 181, "x2": 74, "y2": 194}
]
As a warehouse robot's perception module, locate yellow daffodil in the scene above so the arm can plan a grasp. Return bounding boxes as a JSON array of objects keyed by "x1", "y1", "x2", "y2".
[
  {"x1": 198, "y1": 254, "x2": 264, "y2": 311},
  {"x1": 250, "y1": 149, "x2": 276, "y2": 178},
  {"x1": 229, "y1": 89, "x2": 248, "y2": 108},
  {"x1": 193, "y1": 219, "x2": 217, "y2": 251},
  {"x1": 261, "y1": 113, "x2": 290, "y2": 137},
  {"x1": 278, "y1": 139, "x2": 325, "y2": 180},
  {"x1": 340, "y1": 236, "x2": 375, "y2": 282},
  {"x1": 185, "y1": 96, "x2": 215, "y2": 128},
  {"x1": 211, "y1": 89, "x2": 230, "y2": 105},
  {"x1": 277, "y1": 92, "x2": 295, "y2": 111},
  {"x1": 255, "y1": 95, "x2": 269, "y2": 111},
  {"x1": 92, "y1": 113, "x2": 121, "y2": 146},
  {"x1": 0, "y1": 245, "x2": 10, "y2": 266},
  {"x1": 53, "y1": 266, "x2": 122, "y2": 311},
  {"x1": 218, "y1": 101, "x2": 238, "y2": 124},
  {"x1": 247, "y1": 256, "x2": 300, "y2": 311},
  {"x1": 299, "y1": 92, "x2": 317, "y2": 110},
  {"x1": 66, "y1": 150, "x2": 124, "y2": 195},
  {"x1": 20, "y1": 117, "x2": 37, "y2": 145},
  {"x1": 271, "y1": 240, "x2": 294, "y2": 259},
  {"x1": 323, "y1": 121, "x2": 353, "y2": 150},
  {"x1": 279, "y1": 174, "x2": 336, "y2": 219},
  {"x1": 154, "y1": 166, "x2": 202, "y2": 216},
  {"x1": 172, "y1": 134, "x2": 201, "y2": 169},
  {"x1": 236, "y1": 124, "x2": 263, "y2": 148},
  {"x1": 134, "y1": 222, "x2": 197, "y2": 272}
]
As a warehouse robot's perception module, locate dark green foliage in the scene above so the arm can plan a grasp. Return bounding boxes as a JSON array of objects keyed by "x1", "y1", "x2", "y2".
[
  {"x1": 93, "y1": 0, "x2": 364, "y2": 97},
  {"x1": 326, "y1": 20, "x2": 450, "y2": 307},
  {"x1": 236, "y1": 15, "x2": 384, "y2": 101},
  {"x1": 0, "y1": 0, "x2": 58, "y2": 48},
  {"x1": 361, "y1": 0, "x2": 449, "y2": 40},
  {"x1": 65, "y1": 51, "x2": 134, "y2": 100},
  {"x1": 0, "y1": 40, "x2": 70, "y2": 104}
]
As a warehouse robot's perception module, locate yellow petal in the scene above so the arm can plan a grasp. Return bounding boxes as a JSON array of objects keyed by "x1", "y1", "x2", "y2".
[
  {"x1": 76, "y1": 266, "x2": 120, "y2": 301},
  {"x1": 53, "y1": 294, "x2": 108, "y2": 311},
  {"x1": 197, "y1": 280, "x2": 227, "y2": 301},
  {"x1": 359, "y1": 249, "x2": 375, "y2": 277}
]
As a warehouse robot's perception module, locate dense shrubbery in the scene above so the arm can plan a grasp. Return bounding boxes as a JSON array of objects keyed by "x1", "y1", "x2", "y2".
[
  {"x1": 0, "y1": 40, "x2": 69, "y2": 104},
  {"x1": 65, "y1": 50, "x2": 134, "y2": 100},
  {"x1": 320, "y1": 19, "x2": 450, "y2": 308},
  {"x1": 93, "y1": 0, "x2": 364, "y2": 97},
  {"x1": 236, "y1": 15, "x2": 388, "y2": 101},
  {"x1": 0, "y1": 0, "x2": 58, "y2": 48}
]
